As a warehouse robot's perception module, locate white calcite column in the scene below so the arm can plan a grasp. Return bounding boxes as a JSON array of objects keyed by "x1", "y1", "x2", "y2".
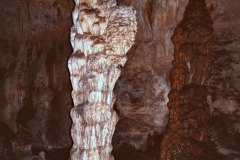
[{"x1": 68, "y1": 0, "x2": 137, "y2": 159}]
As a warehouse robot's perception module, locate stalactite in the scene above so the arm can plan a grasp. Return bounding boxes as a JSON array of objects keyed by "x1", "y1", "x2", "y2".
[{"x1": 68, "y1": 0, "x2": 137, "y2": 159}]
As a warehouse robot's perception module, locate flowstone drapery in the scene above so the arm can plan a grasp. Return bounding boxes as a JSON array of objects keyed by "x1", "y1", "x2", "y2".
[{"x1": 67, "y1": 0, "x2": 137, "y2": 159}]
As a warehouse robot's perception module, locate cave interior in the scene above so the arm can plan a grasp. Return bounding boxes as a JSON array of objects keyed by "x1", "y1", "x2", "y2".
[{"x1": 0, "y1": 0, "x2": 240, "y2": 160}]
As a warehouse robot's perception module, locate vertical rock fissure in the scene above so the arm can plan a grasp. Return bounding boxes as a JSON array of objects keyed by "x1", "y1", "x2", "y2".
[
  {"x1": 160, "y1": 0, "x2": 215, "y2": 159},
  {"x1": 68, "y1": 0, "x2": 137, "y2": 159}
]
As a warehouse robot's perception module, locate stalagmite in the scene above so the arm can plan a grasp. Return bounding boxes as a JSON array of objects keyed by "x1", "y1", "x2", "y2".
[{"x1": 68, "y1": 0, "x2": 137, "y2": 159}]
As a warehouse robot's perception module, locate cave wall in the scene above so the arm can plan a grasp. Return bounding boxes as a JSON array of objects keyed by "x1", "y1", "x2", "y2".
[
  {"x1": 205, "y1": 0, "x2": 240, "y2": 158},
  {"x1": 0, "y1": 0, "x2": 189, "y2": 158},
  {"x1": 206, "y1": 0, "x2": 240, "y2": 115},
  {"x1": 113, "y1": 1, "x2": 188, "y2": 158},
  {"x1": 0, "y1": 0, "x2": 74, "y2": 154},
  {"x1": 0, "y1": 0, "x2": 240, "y2": 159},
  {"x1": 160, "y1": 0, "x2": 240, "y2": 159}
]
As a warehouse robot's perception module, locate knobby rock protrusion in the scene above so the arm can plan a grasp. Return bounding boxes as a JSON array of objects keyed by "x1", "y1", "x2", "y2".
[
  {"x1": 68, "y1": 0, "x2": 137, "y2": 159},
  {"x1": 160, "y1": 0, "x2": 216, "y2": 159}
]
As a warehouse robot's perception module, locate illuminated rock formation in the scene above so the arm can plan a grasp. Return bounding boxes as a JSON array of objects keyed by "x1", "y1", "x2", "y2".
[
  {"x1": 68, "y1": 0, "x2": 137, "y2": 159},
  {"x1": 160, "y1": 0, "x2": 215, "y2": 159}
]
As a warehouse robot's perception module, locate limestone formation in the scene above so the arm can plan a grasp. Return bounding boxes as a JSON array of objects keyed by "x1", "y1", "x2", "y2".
[
  {"x1": 68, "y1": 0, "x2": 137, "y2": 159},
  {"x1": 160, "y1": 0, "x2": 215, "y2": 159}
]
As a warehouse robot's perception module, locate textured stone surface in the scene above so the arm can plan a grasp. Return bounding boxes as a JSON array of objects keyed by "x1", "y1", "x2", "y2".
[
  {"x1": 206, "y1": 0, "x2": 240, "y2": 105},
  {"x1": 205, "y1": 0, "x2": 240, "y2": 158},
  {"x1": 0, "y1": 0, "x2": 188, "y2": 155},
  {"x1": 0, "y1": 0, "x2": 74, "y2": 159},
  {"x1": 68, "y1": 0, "x2": 137, "y2": 160},
  {"x1": 160, "y1": 0, "x2": 240, "y2": 159},
  {"x1": 112, "y1": 1, "x2": 188, "y2": 158},
  {"x1": 159, "y1": 0, "x2": 216, "y2": 159},
  {"x1": 0, "y1": 0, "x2": 240, "y2": 159}
]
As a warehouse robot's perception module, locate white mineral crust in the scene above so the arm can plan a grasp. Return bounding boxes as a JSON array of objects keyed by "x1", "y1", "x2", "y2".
[{"x1": 68, "y1": 0, "x2": 137, "y2": 159}]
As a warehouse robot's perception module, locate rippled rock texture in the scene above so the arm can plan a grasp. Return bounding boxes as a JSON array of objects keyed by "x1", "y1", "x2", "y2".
[
  {"x1": 68, "y1": 0, "x2": 137, "y2": 159},
  {"x1": 160, "y1": 0, "x2": 240, "y2": 159},
  {"x1": 0, "y1": 0, "x2": 240, "y2": 159},
  {"x1": 160, "y1": 0, "x2": 216, "y2": 159},
  {"x1": 205, "y1": 0, "x2": 240, "y2": 158},
  {"x1": 112, "y1": 0, "x2": 188, "y2": 159},
  {"x1": 0, "y1": 0, "x2": 189, "y2": 159},
  {"x1": 0, "y1": 0, "x2": 74, "y2": 159}
]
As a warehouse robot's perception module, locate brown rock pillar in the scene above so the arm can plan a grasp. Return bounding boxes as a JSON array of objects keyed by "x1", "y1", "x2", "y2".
[{"x1": 160, "y1": 0, "x2": 214, "y2": 159}]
